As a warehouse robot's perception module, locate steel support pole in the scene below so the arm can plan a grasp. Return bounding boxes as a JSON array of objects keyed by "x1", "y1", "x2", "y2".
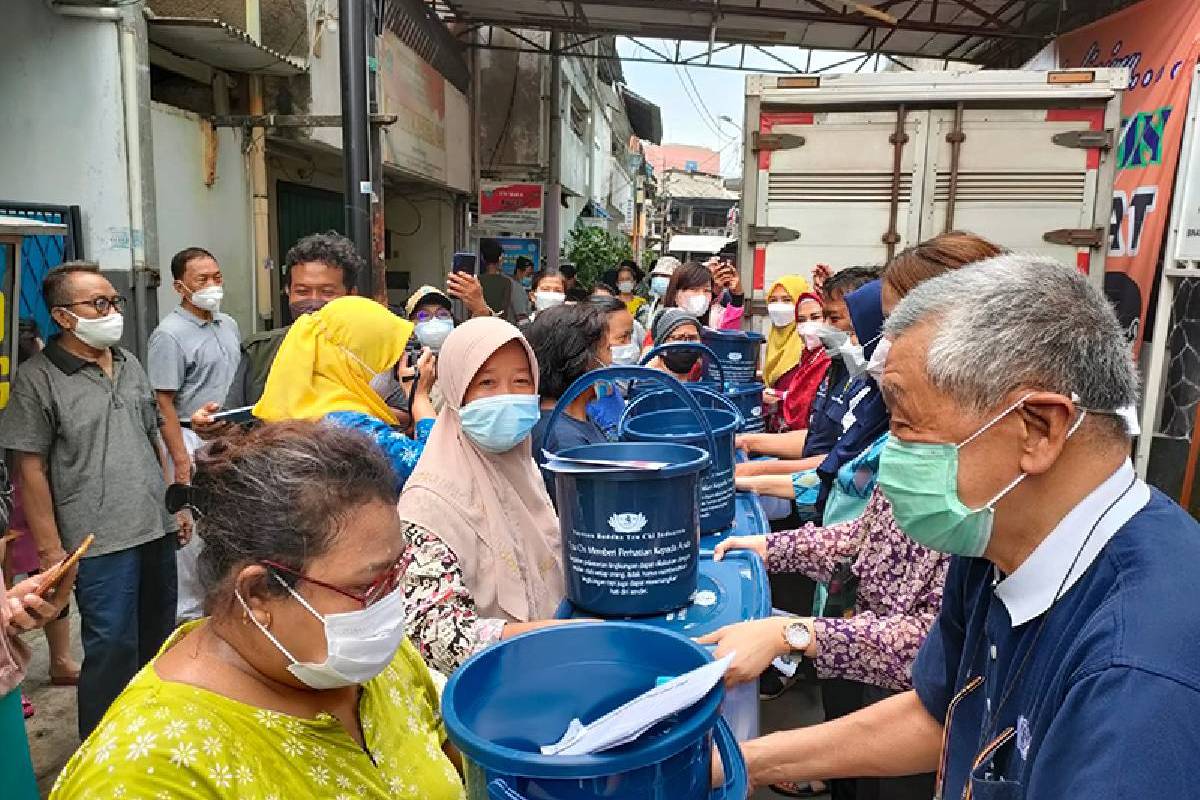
[
  {"x1": 339, "y1": 0, "x2": 373, "y2": 292},
  {"x1": 544, "y1": 31, "x2": 563, "y2": 272},
  {"x1": 367, "y1": 0, "x2": 387, "y2": 304}
]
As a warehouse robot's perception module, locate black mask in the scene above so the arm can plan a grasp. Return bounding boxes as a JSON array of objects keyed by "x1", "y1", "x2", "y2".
[
  {"x1": 662, "y1": 347, "x2": 702, "y2": 375},
  {"x1": 289, "y1": 298, "x2": 329, "y2": 318}
]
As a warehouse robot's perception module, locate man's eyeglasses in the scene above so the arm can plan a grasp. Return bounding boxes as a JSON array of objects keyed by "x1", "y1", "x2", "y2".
[
  {"x1": 263, "y1": 554, "x2": 409, "y2": 608},
  {"x1": 413, "y1": 308, "x2": 453, "y2": 323},
  {"x1": 57, "y1": 296, "x2": 126, "y2": 315},
  {"x1": 664, "y1": 335, "x2": 702, "y2": 344}
]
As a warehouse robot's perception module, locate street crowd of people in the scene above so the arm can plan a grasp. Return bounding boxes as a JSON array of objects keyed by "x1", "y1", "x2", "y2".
[{"x1": 2, "y1": 228, "x2": 1199, "y2": 800}]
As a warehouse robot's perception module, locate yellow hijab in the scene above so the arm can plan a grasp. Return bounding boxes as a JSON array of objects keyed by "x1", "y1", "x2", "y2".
[
  {"x1": 763, "y1": 274, "x2": 811, "y2": 387},
  {"x1": 254, "y1": 296, "x2": 414, "y2": 425}
]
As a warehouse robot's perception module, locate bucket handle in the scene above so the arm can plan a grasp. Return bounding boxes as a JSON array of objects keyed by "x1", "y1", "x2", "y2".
[
  {"x1": 617, "y1": 385, "x2": 744, "y2": 440},
  {"x1": 546, "y1": 366, "x2": 719, "y2": 462},
  {"x1": 710, "y1": 716, "x2": 750, "y2": 800},
  {"x1": 484, "y1": 717, "x2": 748, "y2": 800},
  {"x1": 638, "y1": 342, "x2": 727, "y2": 388}
]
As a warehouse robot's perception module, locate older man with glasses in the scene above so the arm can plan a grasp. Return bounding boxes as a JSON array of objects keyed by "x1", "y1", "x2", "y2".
[
  {"x1": 0, "y1": 261, "x2": 181, "y2": 739},
  {"x1": 732, "y1": 255, "x2": 1200, "y2": 798}
]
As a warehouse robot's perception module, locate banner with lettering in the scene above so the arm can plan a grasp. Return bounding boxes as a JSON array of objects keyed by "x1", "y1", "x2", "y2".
[{"x1": 1058, "y1": 0, "x2": 1200, "y2": 351}]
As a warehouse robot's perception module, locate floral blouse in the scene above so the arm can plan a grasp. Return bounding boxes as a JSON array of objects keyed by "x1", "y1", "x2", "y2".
[
  {"x1": 400, "y1": 522, "x2": 507, "y2": 676},
  {"x1": 767, "y1": 488, "x2": 949, "y2": 692},
  {"x1": 51, "y1": 620, "x2": 464, "y2": 800},
  {"x1": 324, "y1": 413, "x2": 434, "y2": 492}
]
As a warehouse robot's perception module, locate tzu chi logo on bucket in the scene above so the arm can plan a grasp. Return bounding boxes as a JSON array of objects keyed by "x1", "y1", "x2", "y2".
[{"x1": 608, "y1": 513, "x2": 648, "y2": 534}]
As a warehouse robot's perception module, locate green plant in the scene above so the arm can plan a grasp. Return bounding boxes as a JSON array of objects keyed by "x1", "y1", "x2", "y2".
[{"x1": 566, "y1": 226, "x2": 633, "y2": 288}]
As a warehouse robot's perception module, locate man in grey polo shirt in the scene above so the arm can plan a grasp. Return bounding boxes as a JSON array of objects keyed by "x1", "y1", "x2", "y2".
[
  {"x1": 0, "y1": 262, "x2": 182, "y2": 739},
  {"x1": 147, "y1": 247, "x2": 240, "y2": 621}
]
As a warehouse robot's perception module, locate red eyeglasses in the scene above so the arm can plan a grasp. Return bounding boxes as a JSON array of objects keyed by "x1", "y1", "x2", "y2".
[{"x1": 263, "y1": 554, "x2": 409, "y2": 608}]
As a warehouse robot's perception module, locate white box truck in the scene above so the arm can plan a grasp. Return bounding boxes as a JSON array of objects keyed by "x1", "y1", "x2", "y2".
[{"x1": 738, "y1": 68, "x2": 1127, "y2": 301}]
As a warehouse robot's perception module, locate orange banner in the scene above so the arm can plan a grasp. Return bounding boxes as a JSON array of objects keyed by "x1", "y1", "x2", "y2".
[{"x1": 1058, "y1": 0, "x2": 1200, "y2": 351}]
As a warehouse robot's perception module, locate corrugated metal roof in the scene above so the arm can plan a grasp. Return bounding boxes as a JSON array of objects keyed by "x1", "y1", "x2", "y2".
[
  {"x1": 148, "y1": 17, "x2": 306, "y2": 76},
  {"x1": 439, "y1": 0, "x2": 1139, "y2": 67},
  {"x1": 620, "y1": 86, "x2": 662, "y2": 145},
  {"x1": 661, "y1": 170, "x2": 738, "y2": 200}
]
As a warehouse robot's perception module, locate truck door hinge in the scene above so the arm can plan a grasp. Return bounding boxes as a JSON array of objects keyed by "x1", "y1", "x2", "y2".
[
  {"x1": 746, "y1": 225, "x2": 800, "y2": 244},
  {"x1": 1043, "y1": 227, "x2": 1106, "y2": 248},
  {"x1": 751, "y1": 132, "x2": 805, "y2": 152},
  {"x1": 1051, "y1": 129, "x2": 1114, "y2": 151}
]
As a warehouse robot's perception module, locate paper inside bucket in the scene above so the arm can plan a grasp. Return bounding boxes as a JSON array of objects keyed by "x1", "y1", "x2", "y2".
[{"x1": 540, "y1": 653, "x2": 733, "y2": 756}]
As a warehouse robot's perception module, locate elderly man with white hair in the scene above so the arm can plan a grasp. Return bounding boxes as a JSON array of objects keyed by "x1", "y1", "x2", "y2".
[{"x1": 733, "y1": 255, "x2": 1200, "y2": 797}]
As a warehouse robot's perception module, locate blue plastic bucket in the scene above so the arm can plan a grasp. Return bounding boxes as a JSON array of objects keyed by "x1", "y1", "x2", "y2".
[
  {"x1": 443, "y1": 622, "x2": 749, "y2": 800},
  {"x1": 707, "y1": 381, "x2": 766, "y2": 433},
  {"x1": 545, "y1": 367, "x2": 715, "y2": 616},
  {"x1": 621, "y1": 407, "x2": 737, "y2": 536},
  {"x1": 700, "y1": 328, "x2": 764, "y2": 385},
  {"x1": 556, "y1": 552, "x2": 771, "y2": 741},
  {"x1": 627, "y1": 342, "x2": 726, "y2": 402}
]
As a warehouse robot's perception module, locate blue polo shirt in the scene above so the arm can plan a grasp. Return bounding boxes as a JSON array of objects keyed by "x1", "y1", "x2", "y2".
[
  {"x1": 802, "y1": 361, "x2": 854, "y2": 457},
  {"x1": 912, "y1": 460, "x2": 1200, "y2": 799}
]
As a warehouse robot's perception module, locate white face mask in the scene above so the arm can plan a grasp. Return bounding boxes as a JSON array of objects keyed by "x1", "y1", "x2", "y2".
[
  {"x1": 68, "y1": 311, "x2": 124, "y2": 349},
  {"x1": 681, "y1": 293, "x2": 711, "y2": 317},
  {"x1": 610, "y1": 343, "x2": 640, "y2": 365},
  {"x1": 617, "y1": 280, "x2": 636, "y2": 294},
  {"x1": 186, "y1": 285, "x2": 224, "y2": 312},
  {"x1": 767, "y1": 302, "x2": 796, "y2": 328},
  {"x1": 866, "y1": 336, "x2": 892, "y2": 383},
  {"x1": 796, "y1": 320, "x2": 826, "y2": 350},
  {"x1": 534, "y1": 291, "x2": 566, "y2": 311},
  {"x1": 415, "y1": 318, "x2": 454, "y2": 351},
  {"x1": 237, "y1": 574, "x2": 408, "y2": 690}
]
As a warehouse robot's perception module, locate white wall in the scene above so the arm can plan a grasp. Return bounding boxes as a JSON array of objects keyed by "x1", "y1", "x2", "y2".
[
  {"x1": 308, "y1": 19, "x2": 471, "y2": 192},
  {"x1": 151, "y1": 103, "x2": 255, "y2": 332},
  {"x1": 384, "y1": 193, "x2": 456, "y2": 308},
  {"x1": 0, "y1": 4, "x2": 133, "y2": 270}
]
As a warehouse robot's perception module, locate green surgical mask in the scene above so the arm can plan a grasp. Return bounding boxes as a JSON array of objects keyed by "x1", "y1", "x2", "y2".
[{"x1": 878, "y1": 392, "x2": 1084, "y2": 557}]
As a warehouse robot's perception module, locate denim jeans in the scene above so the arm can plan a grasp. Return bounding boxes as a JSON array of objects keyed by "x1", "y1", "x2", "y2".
[{"x1": 74, "y1": 534, "x2": 177, "y2": 739}]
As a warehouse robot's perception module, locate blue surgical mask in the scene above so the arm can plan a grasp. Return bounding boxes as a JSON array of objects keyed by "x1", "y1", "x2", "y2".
[
  {"x1": 520, "y1": 276, "x2": 533, "y2": 289},
  {"x1": 459, "y1": 394, "x2": 541, "y2": 453},
  {"x1": 650, "y1": 276, "x2": 670, "y2": 297}
]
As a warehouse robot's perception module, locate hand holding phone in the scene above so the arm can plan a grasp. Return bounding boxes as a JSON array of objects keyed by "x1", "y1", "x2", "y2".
[
  {"x1": 452, "y1": 251, "x2": 477, "y2": 275},
  {"x1": 37, "y1": 533, "x2": 93, "y2": 599},
  {"x1": 446, "y1": 272, "x2": 491, "y2": 317}
]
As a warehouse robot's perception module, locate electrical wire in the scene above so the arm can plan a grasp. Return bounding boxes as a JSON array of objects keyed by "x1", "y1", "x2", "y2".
[
  {"x1": 489, "y1": 63, "x2": 522, "y2": 167},
  {"x1": 671, "y1": 64, "x2": 724, "y2": 140}
]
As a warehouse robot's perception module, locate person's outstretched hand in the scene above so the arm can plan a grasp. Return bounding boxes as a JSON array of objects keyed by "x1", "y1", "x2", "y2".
[
  {"x1": 446, "y1": 273, "x2": 492, "y2": 317},
  {"x1": 712, "y1": 535, "x2": 768, "y2": 562},
  {"x1": 696, "y1": 617, "x2": 791, "y2": 687}
]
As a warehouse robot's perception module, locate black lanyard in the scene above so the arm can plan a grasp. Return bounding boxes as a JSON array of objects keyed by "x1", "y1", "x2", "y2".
[{"x1": 970, "y1": 475, "x2": 1138, "y2": 756}]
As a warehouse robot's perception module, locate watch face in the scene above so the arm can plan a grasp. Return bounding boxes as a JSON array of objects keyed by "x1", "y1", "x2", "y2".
[{"x1": 785, "y1": 621, "x2": 811, "y2": 651}]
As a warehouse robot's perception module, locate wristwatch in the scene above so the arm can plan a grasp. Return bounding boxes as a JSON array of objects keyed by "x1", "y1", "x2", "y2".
[{"x1": 783, "y1": 619, "x2": 812, "y2": 653}]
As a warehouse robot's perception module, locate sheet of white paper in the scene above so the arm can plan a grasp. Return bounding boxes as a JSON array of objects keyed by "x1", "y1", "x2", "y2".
[
  {"x1": 541, "y1": 450, "x2": 670, "y2": 471},
  {"x1": 540, "y1": 653, "x2": 734, "y2": 756}
]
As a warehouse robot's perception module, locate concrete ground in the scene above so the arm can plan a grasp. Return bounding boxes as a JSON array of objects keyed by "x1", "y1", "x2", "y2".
[
  {"x1": 21, "y1": 613, "x2": 830, "y2": 799},
  {"x1": 20, "y1": 607, "x2": 83, "y2": 797}
]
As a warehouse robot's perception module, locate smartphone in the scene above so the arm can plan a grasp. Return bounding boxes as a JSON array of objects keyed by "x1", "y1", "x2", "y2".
[
  {"x1": 181, "y1": 405, "x2": 254, "y2": 429},
  {"x1": 210, "y1": 406, "x2": 255, "y2": 425},
  {"x1": 452, "y1": 252, "x2": 477, "y2": 275},
  {"x1": 36, "y1": 533, "x2": 94, "y2": 598}
]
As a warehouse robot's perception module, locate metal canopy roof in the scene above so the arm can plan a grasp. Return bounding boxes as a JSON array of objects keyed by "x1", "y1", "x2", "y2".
[
  {"x1": 148, "y1": 17, "x2": 306, "y2": 76},
  {"x1": 441, "y1": 0, "x2": 1139, "y2": 67}
]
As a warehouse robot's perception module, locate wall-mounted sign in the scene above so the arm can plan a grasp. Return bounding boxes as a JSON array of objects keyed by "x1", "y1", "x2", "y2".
[{"x1": 479, "y1": 181, "x2": 544, "y2": 232}]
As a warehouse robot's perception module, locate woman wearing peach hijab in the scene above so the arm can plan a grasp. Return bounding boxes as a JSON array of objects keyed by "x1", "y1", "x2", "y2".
[{"x1": 397, "y1": 317, "x2": 568, "y2": 675}]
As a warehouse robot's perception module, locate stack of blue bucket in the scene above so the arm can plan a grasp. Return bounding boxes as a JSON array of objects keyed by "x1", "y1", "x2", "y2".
[
  {"x1": 556, "y1": 550, "x2": 771, "y2": 743},
  {"x1": 700, "y1": 328, "x2": 766, "y2": 433}
]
